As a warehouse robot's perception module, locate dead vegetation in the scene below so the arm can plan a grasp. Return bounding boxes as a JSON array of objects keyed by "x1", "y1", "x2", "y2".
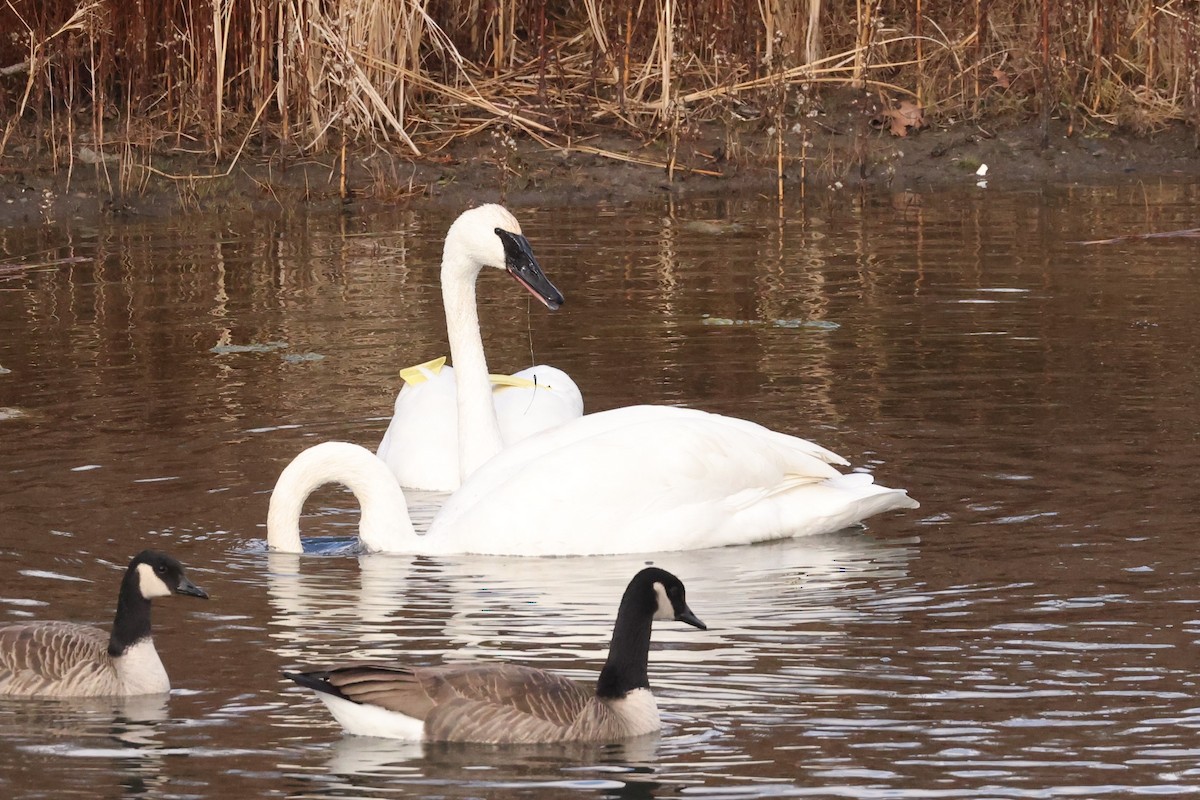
[{"x1": 1, "y1": 0, "x2": 1198, "y2": 188}]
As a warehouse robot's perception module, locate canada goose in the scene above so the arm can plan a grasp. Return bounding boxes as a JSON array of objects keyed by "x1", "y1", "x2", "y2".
[
  {"x1": 284, "y1": 566, "x2": 705, "y2": 743},
  {"x1": 0, "y1": 550, "x2": 208, "y2": 697},
  {"x1": 376, "y1": 204, "x2": 583, "y2": 492}
]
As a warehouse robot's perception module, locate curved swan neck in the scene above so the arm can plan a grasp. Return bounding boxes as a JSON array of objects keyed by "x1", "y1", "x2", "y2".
[
  {"x1": 267, "y1": 442, "x2": 417, "y2": 553},
  {"x1": 441, "y1": 245, "x2": 505, "y2": 482}
]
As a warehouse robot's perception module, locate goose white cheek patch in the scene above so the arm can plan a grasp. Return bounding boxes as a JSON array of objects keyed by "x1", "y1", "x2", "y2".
[
  {"x1": 652, "y1": 582, "x2": 674, "y2": 621},
  {"x1": 135, "y1": 563, "x2": 174, "y2": 599}
]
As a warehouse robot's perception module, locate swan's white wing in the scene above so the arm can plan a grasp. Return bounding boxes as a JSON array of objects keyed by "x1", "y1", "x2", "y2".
[
  {"x1": 428, "y1": 406, "x2": 915, "y2": 556},
  {"x1": 495, "y1": 365, "x2": 584, "y2": 443},
  {"x1": 458, "y1": 404, "x2": 844, "y2": 468},
  {"x1": 377, "y1": 367, "x2": 463, "y2": 492}
]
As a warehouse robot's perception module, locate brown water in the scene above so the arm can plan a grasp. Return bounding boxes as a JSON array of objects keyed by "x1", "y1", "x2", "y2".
[{"x1": 1, "y1": 184, "x2": 1199, "y2": 798}]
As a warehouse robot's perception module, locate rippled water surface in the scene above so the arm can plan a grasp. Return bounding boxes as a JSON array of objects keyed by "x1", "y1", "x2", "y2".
[{"x1": 2, "y1": 184, "x2": 1199, "y2": 798}]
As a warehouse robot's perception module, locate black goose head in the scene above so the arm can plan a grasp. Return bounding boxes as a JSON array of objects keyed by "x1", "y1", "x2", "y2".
[
  {"x1": 595, "y1": 567, "x2": 705, "y2": 699},
  {"x1": 636, "y1": 567, "x2": 706, "y2": 630},
  {"x1": 129, "y1": 550, "x2": 209, "y2": 601},
  {"x1": 109, "y1": 550, "x2": 208, "y2": 657}
]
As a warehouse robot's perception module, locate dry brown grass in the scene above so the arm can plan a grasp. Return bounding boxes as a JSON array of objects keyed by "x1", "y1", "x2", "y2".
[{"x1": 1, "y1": 0, "x2": 1197, "y2": 176}]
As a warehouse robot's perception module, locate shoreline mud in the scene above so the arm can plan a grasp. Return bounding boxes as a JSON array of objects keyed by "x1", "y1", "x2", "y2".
[{"x1": 2, "y1": 111, "x2": 1198, "y2": 227}]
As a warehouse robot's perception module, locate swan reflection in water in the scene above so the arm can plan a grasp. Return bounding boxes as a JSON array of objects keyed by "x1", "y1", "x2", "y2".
[{"x1": 266, "y1": 531, "x2": 915, "y2": 773}]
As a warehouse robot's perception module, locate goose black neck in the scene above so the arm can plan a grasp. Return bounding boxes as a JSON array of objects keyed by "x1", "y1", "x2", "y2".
[
  {"x1": 108, "y1": 567, "x2": 153, "y2": 657},
  {"x1": 595, "y1": 585, "x2": 655, "y2": 699}
]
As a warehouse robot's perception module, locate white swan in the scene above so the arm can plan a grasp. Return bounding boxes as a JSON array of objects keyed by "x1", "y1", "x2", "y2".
[
  {"x1": 266, "y1": 410, "x2": 918, "y2": 556},
  {"x1": 274, "y1": 207, "x2": 918, "y2": 556},
  {"x1": 376, "y1": 205, "x2": 583, "y2": 492}
]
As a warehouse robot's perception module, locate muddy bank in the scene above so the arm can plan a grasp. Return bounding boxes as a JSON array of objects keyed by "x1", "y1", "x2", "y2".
[{"x1": 2, "y1": 108, "x2": 1198, "y2": 227}]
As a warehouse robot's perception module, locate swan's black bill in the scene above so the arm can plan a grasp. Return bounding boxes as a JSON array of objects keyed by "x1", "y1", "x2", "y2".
[
  {"x1": 176, "y1": 576, "x2": 209, "y2": 599},
  {"x1": 496, "y1": 228, "x2": 564, "y2": 311},
  {"x1": 676, "y1": 607, "x2": 706, "y2": 630}
]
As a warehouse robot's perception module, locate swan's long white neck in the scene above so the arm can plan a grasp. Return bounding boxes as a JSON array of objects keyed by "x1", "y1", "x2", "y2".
[
  {"x1": 442, "y1": 244, "x2": 505, "y2": 483},
  {"x1": 266, "y1": 442, "x2": 417, "y2": 553}
]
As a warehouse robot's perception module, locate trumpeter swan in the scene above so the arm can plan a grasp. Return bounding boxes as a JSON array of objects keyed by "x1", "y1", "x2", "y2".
[{"x1": 376, "y1": 205, "x2": 582, "y2": 492}]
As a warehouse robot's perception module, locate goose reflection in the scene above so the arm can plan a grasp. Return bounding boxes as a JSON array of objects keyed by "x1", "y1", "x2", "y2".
[
  {"x1": 1, "y1": 693, "x2": 173, "y2": 795},
  {"x1": 0, "y1": 691, "x2": 171, "y2": 744},
  {"x1": 321, "y1": 724, "x2": 662, "y2": 779}
]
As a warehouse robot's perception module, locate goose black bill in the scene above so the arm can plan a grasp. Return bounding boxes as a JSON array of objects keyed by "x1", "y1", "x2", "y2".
[
  {"x1": 176, "y1": 576, "x2": 209, "y2": 599},
  {"x1": 676, "y1": 607, "x2": 706, "y2": 630}
]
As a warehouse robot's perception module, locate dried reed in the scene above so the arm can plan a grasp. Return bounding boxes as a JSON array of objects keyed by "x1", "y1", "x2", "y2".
[{"x1": 0, "y1": 1, "x2": 1196, "y2": 173}]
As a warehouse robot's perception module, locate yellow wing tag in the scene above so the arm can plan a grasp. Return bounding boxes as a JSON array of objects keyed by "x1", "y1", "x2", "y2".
[
  {"x1": 488, "y1": 373, "x2": 541, "y2": 390},
  {"x1": 400, "y1": 358, "x2": 550, "y2": 391},
  {"x1": 399, "y1": 356, "x2": 447, "y2": 385}
]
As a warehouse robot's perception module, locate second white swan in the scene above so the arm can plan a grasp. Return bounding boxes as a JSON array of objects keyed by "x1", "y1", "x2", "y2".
[{"x1": 376, "y1": 205, "x2": 583, "y2": 492}]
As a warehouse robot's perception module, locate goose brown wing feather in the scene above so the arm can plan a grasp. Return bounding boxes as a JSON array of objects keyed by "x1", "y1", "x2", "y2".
[
  {"x1": 421, "y1": 664, "x2": 592, "y2": 725},
  {"x1": 320, "y1": 662, "x2": 594, "y2": 741},
  {"x1": 423, "y1": 694, "x2": 591, "y2": 743},
  {"x1": 322, "y1": 664, "x2": 437, "y2": 718},
  {"x1": 0, "y1": 622, "x2": 116, "y2": 695}
]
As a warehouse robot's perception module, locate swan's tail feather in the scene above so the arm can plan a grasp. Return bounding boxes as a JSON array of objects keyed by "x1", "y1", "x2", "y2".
[
  {"x1": 768, "y1": 472, "x2": 831, "y2": 496},
  {"x1": 825, "y1": 472, "x2": 920, "y2": 510},
  {"x1": 712, "y1": 471, "x2": 919, "y2": 549}
]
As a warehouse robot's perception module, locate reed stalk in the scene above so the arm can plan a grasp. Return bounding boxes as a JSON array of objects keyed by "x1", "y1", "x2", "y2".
[
  {"x1": 658, "y1": 0, "x2": 675, "y2": 116},
  {"x1": 212, "y1": 0, "x2": 232, "y2": 158},
  {"x1": 806, "y1": 0, "x2": 822, "y2": 65},
  {"x1": 1040, "y1": 0, "x2": 1052, "y2": 147},
  {"x1": 0, "y1": 0, "x2": 1195, "y2": 170}
]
